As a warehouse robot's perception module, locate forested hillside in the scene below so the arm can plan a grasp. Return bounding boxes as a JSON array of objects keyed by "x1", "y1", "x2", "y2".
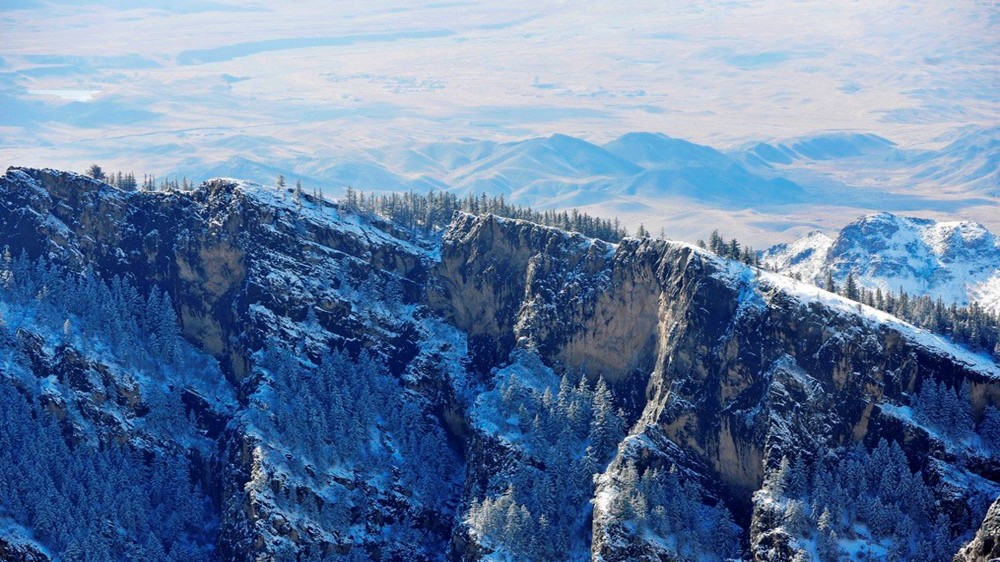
[{"x1": 0, "y1": 168, "x2": 996, "y2": 562}]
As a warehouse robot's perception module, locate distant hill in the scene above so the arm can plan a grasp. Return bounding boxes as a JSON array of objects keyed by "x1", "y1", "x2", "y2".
[
  {"x1": 738, "y1": 127, "x2": 999, "y2": 196},
  {"x1": 292, "y1": 132, "x2": 805, "y2": 209}
]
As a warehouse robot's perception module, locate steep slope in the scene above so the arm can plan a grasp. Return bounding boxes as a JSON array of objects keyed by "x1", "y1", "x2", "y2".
[
  {"x1": 758, "y1": 230, "x2": 834, "y2": 279},
  {"x1": 762, "y1": 212, "x2": 1000, "y2": 312},
  {"x1": 0, "y1": 167, "x2": 997, "y2": 561},
  {"x1": 431, "y1": 212, "x2": 1000, "y2": 561},
  {"x1": 955, "y1": 497, "x2": 1000, "y2": 562},
  {"x1": 0, "y1": 167, "x2": 465, "y2": 561}
]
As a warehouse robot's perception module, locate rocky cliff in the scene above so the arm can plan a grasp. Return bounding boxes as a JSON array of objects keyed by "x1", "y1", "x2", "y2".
[
  {"x1": 0, "y1": 167, "x2": 997, "y2": 561},
  {"x1": 433, "y1": 208, "x2": 1000, "y2": 560}
]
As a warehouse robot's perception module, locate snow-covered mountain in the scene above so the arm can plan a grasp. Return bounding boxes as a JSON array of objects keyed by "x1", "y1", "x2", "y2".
[
  {"x1": 604, "y1": 132, "x2": 803, "y2": 205},
  {"x1": 218, "y1": 132, "x2": 803, "y2": 210},
  {"x1": 761, "y1": 212, "x2": 1000, "y2": 311},
  {"x1": 139, "y1": 128, "x2": 1000, "y2": 250},
  {"x1": 738, "y1": 126, "x2": 1000, "y2": 197},
  {"x1": 0, "y1": 168, "x2": 998, "y2": 562},
  {"x1": 742, "y1": 132, "x2": 902, "y2": 165},
  {"x1": 909, "y1": 126, "x2": 1000, "y2": 196},
  {"x1": 190, "y1": 128, "x2": 998, "y2": 209},
  {"x1": 443, "y1": 133, "x2": 643, "y2": 202}
]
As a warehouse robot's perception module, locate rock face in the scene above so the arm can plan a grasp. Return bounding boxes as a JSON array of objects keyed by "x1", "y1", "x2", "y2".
[
  {"x1": 0, "y1": 167, "x2": 997, "y2": 561},
  {"x1": 0, "y1": 168, "x2": 444, "y2": 560},
  {"x1": 0, "y1": 538, "x2": 48, "y2": 562},
  {"x1": 956, "y1": 497, "x2": 1000, "y2": 561},
  {"x1": 434, "y1": 208, "x2": 1000, "y2": 560}
]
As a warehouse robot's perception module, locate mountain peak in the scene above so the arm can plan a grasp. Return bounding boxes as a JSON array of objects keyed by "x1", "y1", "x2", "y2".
[
  {"x1": 604, "y1": 131, "x2": 729, "y2": 169},
  {"x1": 764, "y1": 212, "x2": 1000, "y2": 311}
]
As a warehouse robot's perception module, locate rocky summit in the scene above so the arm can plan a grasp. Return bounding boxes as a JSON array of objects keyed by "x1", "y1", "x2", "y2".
[
  {"x1": 761, "y1": 212, "x2": 1000, "y2": 313},
  {"x1": 0, "y1": 167, "x2": 998, "y2": 562}
]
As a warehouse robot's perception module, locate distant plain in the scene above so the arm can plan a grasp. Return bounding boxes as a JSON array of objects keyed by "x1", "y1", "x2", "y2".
[{"x1": 1, "y1": 0, "x2": 997, "y2": 245}]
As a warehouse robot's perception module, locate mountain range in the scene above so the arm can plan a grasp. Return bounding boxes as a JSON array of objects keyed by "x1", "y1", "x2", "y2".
[
  {"x1": 0, "y1": 167, "x2": 997, "y2": 561},
  {"x1": 180, "y1": 127, "x2": 998, "y2": 205},
  {"x1": 741, "y1": 127, "x2": 1000, "y2": 197},
  {"x1": 162, "y1": 126, "x2": 1000, "y2": 248},
  {"x1": 279, "y1": 132, "x2": 805, "y2": 210}
]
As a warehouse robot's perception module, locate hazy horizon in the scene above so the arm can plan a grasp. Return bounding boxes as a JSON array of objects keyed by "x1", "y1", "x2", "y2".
[{"x1": 1, "y1": 0, "x2": 997, "y2": 244}]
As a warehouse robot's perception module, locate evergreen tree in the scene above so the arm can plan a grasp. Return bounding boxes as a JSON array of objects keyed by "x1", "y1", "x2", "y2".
[
  {"x1": 769, "y1": 439, "x2": 956, "y2": 561},
  {"x1": 770, "y1": 456, "x2": 792, "y2": 495},
  {"x1": 844, "y1": 270, "x2": 859, "y2": 300},
  {"x1": 0, "y1": 385, "x2": 214, "y2": 561},
  {"x1": 823, "y1": 271, "x2": 836, "y2": 293},
  {"x1": 345, "y1": 189, "x2": 628, "y2": 242},
  {"x1": 708, "y1": 230, "x2": 724, "y2": 255},
  {"x1": 817, "y1": 508, "x2": 838, "y2": 560},
  {"x1": 587, "y1": 376, "x2": 623, "y2": 461},
  {"x1": 85, "y1": 164, "x2": 105, "y2": 181},
  {"x1": 980, "y1": 406, "x2": 1000, "y2": 452}
]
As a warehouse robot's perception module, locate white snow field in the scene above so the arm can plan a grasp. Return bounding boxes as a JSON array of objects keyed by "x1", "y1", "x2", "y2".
[{"x1": 0, "y1": 0, "x2": 997, "y2": 244}]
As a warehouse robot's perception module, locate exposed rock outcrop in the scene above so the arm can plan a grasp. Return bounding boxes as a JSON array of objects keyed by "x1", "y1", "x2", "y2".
[
  {"x1": 433, "y1": 211, "x2": 1000, "y2": 560},
  {"x1": 955, "y1": 497, "x2": 1000, "y2": 562},
  {"x1": 1, "y1": 167, "x2": 997, "y2": 561}
]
